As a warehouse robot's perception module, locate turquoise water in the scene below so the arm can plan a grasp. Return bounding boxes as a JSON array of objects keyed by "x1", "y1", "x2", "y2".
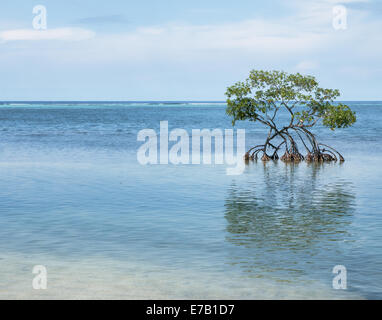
[{"x1": 0, "y1": 101, "x2": 381, "y2": 299}]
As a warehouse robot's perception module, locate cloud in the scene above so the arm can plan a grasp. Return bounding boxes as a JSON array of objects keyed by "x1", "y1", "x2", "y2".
[
  {"x1": 77, "y1": 18, "x2": 330, "y2": 63},
  {"x1": 296, "y1": 61, "x2": 319, "y2": 71},
  {"x1": 2, "y1": 0, "x2": 381, "y2": 67},
  {"x1": 0, "y1": 0, "x2": 381, "y2": 99},
  {"x1": 0, "y1": 2, "x2": 380, "y2": 73},
  {"x1": 5, "y1": 3, "x2": 380, "y2": 70},
  {"x1": 74, "y1": 15, "x2": 129, "y2": 25},
  {"x1": 2, "y1": 0, "x2": 380, "y2": 60},
  {"x1": 0, "y1": 28, "x2": 95, "y2": 42}
]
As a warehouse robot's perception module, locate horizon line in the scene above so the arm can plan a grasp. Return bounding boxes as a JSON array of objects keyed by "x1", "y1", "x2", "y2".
[{"x1": 1, "y1": 100, "x2": 382, "y2": 103}]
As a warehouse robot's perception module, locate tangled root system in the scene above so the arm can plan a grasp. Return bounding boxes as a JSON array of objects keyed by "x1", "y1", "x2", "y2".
[{"x1": 244, "y1": 130, "x2": 344, "y2": 163}]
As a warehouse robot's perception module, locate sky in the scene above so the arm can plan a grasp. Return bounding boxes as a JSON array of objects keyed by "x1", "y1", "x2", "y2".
[{"x1": 0, "y1": 0, "x2": 381, "y2": 100}]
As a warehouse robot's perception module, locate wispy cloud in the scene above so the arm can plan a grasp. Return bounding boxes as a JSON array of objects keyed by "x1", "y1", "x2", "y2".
[
  {"x1": 0, "y1": 0, "x2": 381, "y2": 99},
  {"x1": 74, "y1": 15, "x2": 129, "y2": 25},
  {"x1": 5, "y1": 3, "x2": 381, "y2": 66},
  {"x1": 295, "y1": 61, "x2": 319, "y2": 72},
  {"x1": 0, "y1": 28, "x2": 95, "y2": 42}
]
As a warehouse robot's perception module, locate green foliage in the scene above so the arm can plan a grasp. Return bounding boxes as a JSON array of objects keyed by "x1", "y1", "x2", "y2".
[
  {"x1": 225, "y1": 70, "x2": 356, "y2": 130},
  {"x1": 322, "y1": 104, "x2": 357, "y2": 130}
]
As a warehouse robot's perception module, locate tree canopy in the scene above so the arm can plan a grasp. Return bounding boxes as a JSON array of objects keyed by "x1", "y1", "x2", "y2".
[{"x1": 225, "y1": 70, "x2": 356, "y2": 162}]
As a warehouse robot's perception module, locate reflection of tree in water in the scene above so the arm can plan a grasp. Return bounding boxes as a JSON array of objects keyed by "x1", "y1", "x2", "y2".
[{"x1": 224, "y1": 162, "x2": 356, "y2": 279}]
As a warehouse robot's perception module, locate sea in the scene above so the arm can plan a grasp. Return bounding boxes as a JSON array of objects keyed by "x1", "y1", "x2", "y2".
[{"x1": 0, "y1": 101, "x2": 381, "y2": 299}]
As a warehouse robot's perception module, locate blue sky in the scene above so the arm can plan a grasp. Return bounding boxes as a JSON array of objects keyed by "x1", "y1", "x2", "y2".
[{"x1": 0, "y1": 0, "x2": 381, "y2": 100}]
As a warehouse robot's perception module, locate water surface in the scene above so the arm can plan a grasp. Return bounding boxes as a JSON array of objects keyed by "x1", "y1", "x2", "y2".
[{"x1": 0, "y1": 101, "x2": 381, "y2": 299}]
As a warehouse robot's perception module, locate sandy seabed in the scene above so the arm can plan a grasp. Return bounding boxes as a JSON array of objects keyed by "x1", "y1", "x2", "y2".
[{"x1": 0, "y1": 251, "x2": 362, "y2": 300}]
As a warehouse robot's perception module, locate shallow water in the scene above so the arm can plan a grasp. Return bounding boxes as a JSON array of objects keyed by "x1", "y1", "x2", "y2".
[{"x1": 0, "y1": 101, "x2": 381, "y2": 299}]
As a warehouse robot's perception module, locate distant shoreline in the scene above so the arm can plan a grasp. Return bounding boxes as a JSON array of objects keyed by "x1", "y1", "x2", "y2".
[
  {"x1": 0, "y1": 101, "x2": 226, "y2": 105},
  {"x1": 0, "y1": 100, "x2": 381, "y2": 105}
]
